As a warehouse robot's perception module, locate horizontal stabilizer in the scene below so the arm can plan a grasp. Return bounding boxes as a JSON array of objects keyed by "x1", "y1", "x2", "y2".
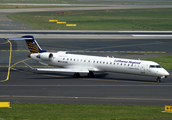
[
  {"x1": 8, "y1": 35, "x2": 47, "y2": 53},
  {"x1": 7, "y1": 38, "x2": 32, "y2": 40},
  {"x1": 22, "y1": 61, "x2": 36, "y2": 70}
]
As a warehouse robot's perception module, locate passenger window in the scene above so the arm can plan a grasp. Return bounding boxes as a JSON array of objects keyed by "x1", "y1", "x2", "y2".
[
  {"x1": 63, "y1": 58, "x2": 65, "y2": 60},
  {"x1": 113, "y1": 63, "x2": 115, "y2": 65}
]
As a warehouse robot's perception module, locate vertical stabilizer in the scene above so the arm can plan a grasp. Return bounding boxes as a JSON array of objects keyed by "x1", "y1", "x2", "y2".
[{"x1": 21, "y1": 35, "x2": 47, "y2": 53}]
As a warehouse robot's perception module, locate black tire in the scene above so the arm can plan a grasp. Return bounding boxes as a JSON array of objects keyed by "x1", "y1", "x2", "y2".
[
  {"x1": 74, "y1": 73, "x2": 80, "y2": 78},
  {"x1": 156, "y1": 77, "x2": 161, "y2": 83},
  {"x1": 88, "y1": 71, "x2": 94, "y2": 78}
]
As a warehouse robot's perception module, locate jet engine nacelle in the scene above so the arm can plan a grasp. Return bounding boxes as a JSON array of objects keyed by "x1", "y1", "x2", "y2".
[{"x1": 39, "y1": 53, "x2": 53, "y2": 61}]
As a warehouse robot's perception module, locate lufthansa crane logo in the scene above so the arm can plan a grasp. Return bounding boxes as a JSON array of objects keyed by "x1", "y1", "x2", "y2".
[{"x1": 26, "y1": 41, "x2": 39, "y2": 53}]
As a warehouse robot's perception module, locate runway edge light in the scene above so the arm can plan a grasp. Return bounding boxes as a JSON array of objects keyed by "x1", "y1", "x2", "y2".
[
  {"x1": 161, "y1": 105, "x2": 172, "y2": 113},
  {"x1": 0, "y1": 102, "x2": 11, "y2": 108}
]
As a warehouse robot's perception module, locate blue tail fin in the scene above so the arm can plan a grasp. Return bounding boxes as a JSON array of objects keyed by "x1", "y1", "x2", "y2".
[{"x1": 21, "y1": 35, "x2": 47, "y2": 53}]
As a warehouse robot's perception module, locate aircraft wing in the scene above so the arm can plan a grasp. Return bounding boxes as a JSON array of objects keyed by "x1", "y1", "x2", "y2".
[
  {"x1": 36, "y1": 68, "x2": 89, "y2": 73},
  {"x1": 22, "y1": 62, "x2": 90, "y2": 73}
]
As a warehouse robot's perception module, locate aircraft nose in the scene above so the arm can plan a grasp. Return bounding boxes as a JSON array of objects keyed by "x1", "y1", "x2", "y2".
[{"x1": 162, "y1": 69, "x2": 169, "y2": 76}]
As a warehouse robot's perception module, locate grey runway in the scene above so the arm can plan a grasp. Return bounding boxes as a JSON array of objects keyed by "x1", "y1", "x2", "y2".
[
  {"x1": 0, "y1": 67, "x2": 172, "y2": 106},
  {"x1": 0, "y1": 4, "x2": 172, "y2": 106},
  {"x1": 1, "y1": 5, "x2": 172, "y2": 13},
  {"x1": 0, "y1": 37, "x2": 172, "y2": 106}
]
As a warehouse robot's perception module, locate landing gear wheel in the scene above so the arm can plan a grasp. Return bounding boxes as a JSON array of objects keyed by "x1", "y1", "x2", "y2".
[
  {"x1": 156, "y1": 77, "x2": 161, "y2": 83},
  {"x1": 88, "y1": 71, "x2": 94, "y2": 78},
  {"x1": 73, "y1": 73, "x2": 80, "y2": 78}
]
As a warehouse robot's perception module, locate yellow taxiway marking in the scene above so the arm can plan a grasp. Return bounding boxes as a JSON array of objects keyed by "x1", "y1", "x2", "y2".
[
  {"x1": 0, "y1": 40, "x2": 33, "y2": 82},
  {"x1": 0, "y1": 41, "x2": 168, "y2": 83},
  {"x1": 10, "y1": 58, "x2": 31, "y2": 68},
  {"x1": 0, "y1": 50, "x2": 166, "y2": 53},
  {"x1": 0, "y1": 66, "x2": 55, "y2": 68},
  {"x1": 3, "y1": 65, "x2": 172, "y2": 85},
  {"x1": 10, "y1": 67, "x2": 68, "y2": 78},
  {"x1": 2, "y1": 64, "x2": 172, "y2": 85},
  {"x1": 0, "y1": 40, "x2": 12, "y2": 83},
  {"x1": 0, "y1": 41, "x2": 8, "y2": 45}
]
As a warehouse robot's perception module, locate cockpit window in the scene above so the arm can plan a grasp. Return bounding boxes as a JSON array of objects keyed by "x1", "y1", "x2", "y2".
[
  {"x1": 156, "y1": 65, "x2": 162, "y2": 68},
  {"x1": 150, "y1": 65, "x2": 155, "y2": 68},
  {"x1": 149, "y1": 65, "x2": 162, "y2": 68}
]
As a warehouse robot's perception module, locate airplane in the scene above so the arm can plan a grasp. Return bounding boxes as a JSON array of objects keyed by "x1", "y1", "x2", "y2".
[{"x1": 8, "y1": 35, "x2": 169, "y2": 82}]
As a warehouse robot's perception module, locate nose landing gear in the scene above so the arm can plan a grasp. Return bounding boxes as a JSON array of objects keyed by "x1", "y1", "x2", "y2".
[
  {"x1": 156, "y1": 77, "x2": 161, "y2": 83},
  {"x1": 156, "y1": 76, "x2": 167, "y2": 83}
]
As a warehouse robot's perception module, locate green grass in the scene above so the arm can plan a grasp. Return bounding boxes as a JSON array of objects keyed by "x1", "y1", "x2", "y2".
[
  {"x1": 145, "y1": 55, "x2": 172, "y2": 70},
  {"x1": 0, "y1": 103, "x2": 172, "y2": 120},
  {"x1": 7, "y1": 8, "x2": 172, "y2": 30}
]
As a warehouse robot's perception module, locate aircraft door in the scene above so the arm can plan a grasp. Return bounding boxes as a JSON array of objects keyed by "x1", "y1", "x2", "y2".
[{"x1": 140, "y1": 64, "x2": 145, "y2": 74}]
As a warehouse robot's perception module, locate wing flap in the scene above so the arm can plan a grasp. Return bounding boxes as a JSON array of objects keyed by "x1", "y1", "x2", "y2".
[
  {"x1": 37, "y1": 68, "x2": 89, "y2": 73},
  {"x1": 22, "y1": 62, "x2": 89, "y2": 73}
]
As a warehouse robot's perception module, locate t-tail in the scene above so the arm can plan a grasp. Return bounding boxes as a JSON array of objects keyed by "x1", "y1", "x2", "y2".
[{"x1": 8, "y1": 35, "x2": 47, "y2": 53}]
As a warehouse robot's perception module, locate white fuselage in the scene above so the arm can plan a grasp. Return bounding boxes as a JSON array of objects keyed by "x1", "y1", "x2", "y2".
[{"x1": 30, "y1": 52, "x2": 169, "y2": 78}]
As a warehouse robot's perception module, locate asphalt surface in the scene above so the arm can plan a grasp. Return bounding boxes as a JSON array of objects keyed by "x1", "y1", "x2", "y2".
[
  {"x1": 0, "y1": 37, "x2": 172, "y2": 106},
  {"x1": 1, "y1": 4, "x2": 172, "y2": 13},
  {"x1": 0, "y1": 13, "x2": 38, "y2": 30},
  {"x1": 0, "y1": 4, "x2": 172, "y2": 107}
]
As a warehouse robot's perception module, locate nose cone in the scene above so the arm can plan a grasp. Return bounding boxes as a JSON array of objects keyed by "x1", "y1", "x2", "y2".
[{"x1": 162, "y1": 69, "x2": 169, "y2": 76}]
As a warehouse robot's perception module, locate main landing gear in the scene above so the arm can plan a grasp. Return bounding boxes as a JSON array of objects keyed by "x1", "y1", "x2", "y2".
[
  {"x1": 73, "y1": 73, "x2": 80, "y2": 78},
  {"x1": 73, "y1": 71, "x2": 94, "y2": 78},
  {"x1": 88, "y1": 71, "x2": 94, "y2": 78}
]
